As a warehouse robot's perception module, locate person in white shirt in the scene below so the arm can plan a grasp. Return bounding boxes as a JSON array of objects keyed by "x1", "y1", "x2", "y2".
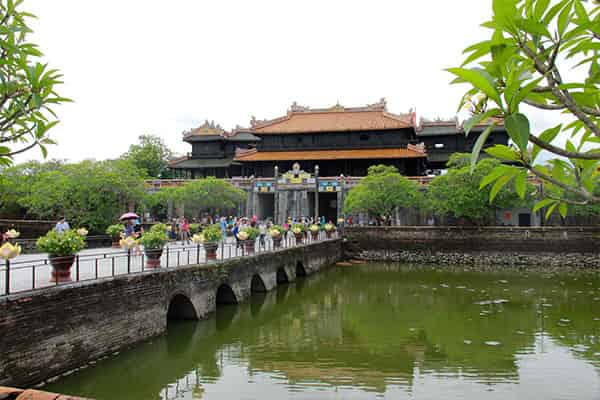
[{"x1": 55, "y1": 217, "x2": 70, "y2": 233}]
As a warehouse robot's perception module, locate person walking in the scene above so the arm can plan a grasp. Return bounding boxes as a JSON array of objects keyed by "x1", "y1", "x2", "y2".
[
  {"x1": 258, "y1": 221, "x2": 267, "y2": 249},
  {"x1": 124, "y1": 219, "x2": 136, "y2": 238},
  {"x1": 54, "y1": 217, "x2": 70, "y2": 233},
  {"x1": 181, "y1": 218, "x2": 190, "y2": 244}
]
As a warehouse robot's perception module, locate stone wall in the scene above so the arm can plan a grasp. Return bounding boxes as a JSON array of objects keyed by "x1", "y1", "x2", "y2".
[
  {"x1": 0, "y1": 240, "x2": 342, "y2": 388},
  {"x1": 343, "y1": 226, "x2": 600, "y2": 268}
]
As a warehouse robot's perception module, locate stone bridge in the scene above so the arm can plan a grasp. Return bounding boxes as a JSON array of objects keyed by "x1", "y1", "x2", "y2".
[{"x1": 0, "y1": 239, "x2": 342, "y2": 388}]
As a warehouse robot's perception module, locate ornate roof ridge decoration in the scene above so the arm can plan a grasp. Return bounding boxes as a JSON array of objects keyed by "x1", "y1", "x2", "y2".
[
  {"x1": 183, "y1": 120, "x2": 226, "y2": 138},
  {"x1": 248, "y1": 98, "x2": 413, "y2": 133}
]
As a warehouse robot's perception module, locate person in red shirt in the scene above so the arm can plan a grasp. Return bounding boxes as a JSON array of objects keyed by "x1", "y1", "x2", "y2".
[{"x1": 180, "y1": 218, "x2": 190, "y2": 244}]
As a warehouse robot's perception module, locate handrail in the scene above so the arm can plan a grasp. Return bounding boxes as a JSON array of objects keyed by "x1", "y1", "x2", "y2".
[{"x1": 0, "y1": 231, "x2": 339, "y2": 297}]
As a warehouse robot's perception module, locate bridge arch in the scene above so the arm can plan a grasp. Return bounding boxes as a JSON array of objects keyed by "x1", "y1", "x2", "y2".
[
  {"x1": 167, "y1": 293, "x2": 199, "y2": 321},
  {"x1": 216, "y1": 283, "x2": 238, "y2": 305},
  {"x1": 251, "y1": 274, "x2": 267, "y2": 293},
  {"x1": 276, "y1": 267, "x2": 289, "y2": 284},
  {"x1": 296, "y1": 260, "x2": 307, "y2": 277}
]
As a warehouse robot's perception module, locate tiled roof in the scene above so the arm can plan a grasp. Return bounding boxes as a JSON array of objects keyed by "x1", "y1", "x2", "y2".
[
  {"x1": 234, "y1": 147, "x2": 426, "y2": 162},
  {"x1": 249, "y1": 99, "x2": 413, "y2": 134},
  {"x1": 169, "y1": 157, "x2": 238, "y2": 169},
  {"x1": 183, "y1": 120, "x2": 226, "y2": 140}
]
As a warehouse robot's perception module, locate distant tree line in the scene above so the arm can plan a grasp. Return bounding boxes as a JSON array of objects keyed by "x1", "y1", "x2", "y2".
[{"x1": 343, "y1": 155, "x2": 599, "y2": 225}]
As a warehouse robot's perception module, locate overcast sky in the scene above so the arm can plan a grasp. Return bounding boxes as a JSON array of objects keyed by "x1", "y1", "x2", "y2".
[{"x1": 19, "y1": 0, "x2": 562, "y2": 163}]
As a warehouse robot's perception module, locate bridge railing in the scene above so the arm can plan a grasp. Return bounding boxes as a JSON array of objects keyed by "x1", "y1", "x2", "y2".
[{"x1": 0, "y1": 231, "x2": 338, "y2": 297}]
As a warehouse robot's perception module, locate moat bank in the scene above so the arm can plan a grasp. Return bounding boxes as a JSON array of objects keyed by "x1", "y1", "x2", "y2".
[{"x1": 344, "y1": 226, "x2": 600, "y2": 268}]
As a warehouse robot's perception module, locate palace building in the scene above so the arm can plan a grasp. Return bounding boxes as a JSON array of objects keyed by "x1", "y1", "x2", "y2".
[{"x1": 166, "y1": 99, "x2": 508, "y2": 223}]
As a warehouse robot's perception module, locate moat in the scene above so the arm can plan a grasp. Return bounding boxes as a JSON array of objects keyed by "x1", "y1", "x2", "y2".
[{"x1": 46, "y1": 264, "x2": 600, "y2": 399}]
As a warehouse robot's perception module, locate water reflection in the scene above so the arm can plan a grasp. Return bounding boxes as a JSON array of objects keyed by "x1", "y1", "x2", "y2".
[{"x1": 47, "y1": 264, "x2": 600, "y2": 400}]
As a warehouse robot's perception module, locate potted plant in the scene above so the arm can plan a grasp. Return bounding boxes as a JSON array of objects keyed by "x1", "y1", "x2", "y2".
[
  {"x1": 200, "y1": 224, "x2": 222, "y2": 260},
  {"x1": 238, "y1": 227, "x2": 259, "y2": 255},
  {"x1": 76, "y1": 227, "x2": 88, "y2": 237},
  {"x1": 269, "y1": 225, "x2": 284, "y2": 248},
  {"x1": 309, "y1": 224, "x2": 320, "y2": 240},
  {"x1": 37, "y1": 229, "x2": 86, "y2": 282},
  {"x1": 189, "y1": 223, "x2": 200, "y2": 235},
  {"x1": 4, "y1": 229, "x2": 20, "y2": 244},
  {"x1": 140, "y1": 227, "x2": 168, "y2": 268},
  {"x1": 291, "y1": 224, "x2": 305, "y2": 244},
  {"x1": 106, "y1": 224, "x2": 124, "y2": 248},
  {"x1": 324, "y1": 223, "x2": 336, "y2": 238}
]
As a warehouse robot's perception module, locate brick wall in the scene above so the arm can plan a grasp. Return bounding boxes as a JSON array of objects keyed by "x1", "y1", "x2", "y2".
[{"x1": 343, "y1": 226, "x2": 600, "y2": 267}]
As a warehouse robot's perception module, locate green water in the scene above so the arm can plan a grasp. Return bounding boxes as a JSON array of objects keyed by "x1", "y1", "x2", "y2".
[{"x1": 47, "y1": 264, "x2": 600, "y2": 399}]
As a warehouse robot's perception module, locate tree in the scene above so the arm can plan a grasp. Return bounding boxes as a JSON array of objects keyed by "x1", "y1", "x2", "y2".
[
  {"x1": 144, "y1": 178, "x2": 246, "y2": 219},
  {"x1": 122, "y1": 135, "x2": 173, "y2": 178},
  {"x1": 344, "y1": 165, "x2": 421, "y2": 218},
  {"x1": 0, "y1": 159, "x2": 64, "y2": 217},
  {"x1": 0, "y1": 1, "x2": 70, "y2": 164},
  {"x1": 447, "y1": 0, "x2": 600, "y2": 218},
  {"x1": 19, "y1": 159, "x2": 146, "y2": 233},
  {"x1": 427, "y1": 154, "x2": 532, "y2": 225}
]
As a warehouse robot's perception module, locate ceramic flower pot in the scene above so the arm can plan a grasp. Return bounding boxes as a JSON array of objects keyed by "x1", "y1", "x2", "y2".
[
  {"x1": 145, "y1": 248, "x2": 163, "y2": 268},
  {"x1": 310, "y1": 231, "x2": 319, "y2": 240},
  {"x1": 204, "y1": 243, "x2": 218, "y2": 260},
  {"x1": 244, "y1": 241, "x2": 255, "y2": 255},
  {"x1": 294, "y1": 233, "x2": 304, "y2": 244},
  {"x1": 272, "y1": 237, "x2": 282, "y2": 248},
  {"x1": 49, "y1": 255, "x2": 75, "y2": 283}
]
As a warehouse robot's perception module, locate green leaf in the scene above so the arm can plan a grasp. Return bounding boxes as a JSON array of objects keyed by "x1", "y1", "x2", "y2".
[
  {"x1": 514, "y1": 171, "x2": 527, "y2": 199},
  {"x1": 519, "y1": 18, "x2": 552, "y2": 37},
  {"x1": 534, "y1": 0, "x2": 551, "y2": 20},
  {"x1": 573, "y1": 1, "x2": 588, "y2": 22},
  {"x1": 559, "y1": 202, "x2": 568, "y2": 218},
  {"x1": 533, "y1": 198, "x2": 555, "y2": 213},
  {"x1": 484, "y1": 144, "x2": 521, "y2": 161},
  {"x1": 557, "y1": 0, "x2": 573, "y2": 37},
  {"x1": 489, "y1": 174, "x2": 513, "y2": 203},
  {"x1": 511, "y1": 77, "x2": 544, "y2": 110},
  {"x1": 463, "y1": 108, "x2": 501, "y2": 137},
  {"x1": 479, "y1": 166, "x2": 508, "y2": 189},
  {"x1": 470, "y1": 122, "x2": 497, "y2": 173},
  {"x1": 545, "y1": 202, "x2": 559, "y2": 220},
  {"x1": 504, "y1": 113, "x2": 530, "y2": 153},
  {"x1": 543, "y1": 0, "x2": 570, "y2": 25},
  {"x1": 446, "y1": 68, "x2": 503, "y2": 108}
]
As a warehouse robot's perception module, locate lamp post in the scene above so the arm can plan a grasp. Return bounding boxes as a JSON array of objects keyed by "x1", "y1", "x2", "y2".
[{"x1": 314, "y1": 165, "x2": 319, "y2": 222}]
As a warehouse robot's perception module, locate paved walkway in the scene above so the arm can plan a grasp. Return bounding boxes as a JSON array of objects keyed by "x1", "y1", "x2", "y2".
[{"x1": 0, "y1": 233, "x2": 330, "y2": 295}]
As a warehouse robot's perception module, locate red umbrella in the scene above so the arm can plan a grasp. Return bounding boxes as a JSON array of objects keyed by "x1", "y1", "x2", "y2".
[{"x1": 119, "y1": 212, "x2": 140, "y2": 221}]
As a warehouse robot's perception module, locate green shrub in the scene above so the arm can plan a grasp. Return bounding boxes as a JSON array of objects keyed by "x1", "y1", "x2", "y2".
[
  {"x1": 202, "y1": 224, "x2": 222, "y2": 243},
  {"x1": 189, "y1": 223, "x2": 200, "y2": 234},
  {"x1": 37, "y1": 230, "x2": 86, "y2": 257},
  {"x1": 309, "y1": 224, "x2": 320, "y2": 232},
  {"x1": 150, "y1": 223, "x2": 168, "y2": 233},
  {"x1": 140, "y1": 229, "x2": 168, "y2": 249},
  {"x1": 241, "y1": 227, "x2": 260, "y2": 241},
  {"x1": 106, "y1": 224, "x2": 124, "y2": 239},
  {"x1": 291, "y1": 223, "x2": 306, "y2": 234}
]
